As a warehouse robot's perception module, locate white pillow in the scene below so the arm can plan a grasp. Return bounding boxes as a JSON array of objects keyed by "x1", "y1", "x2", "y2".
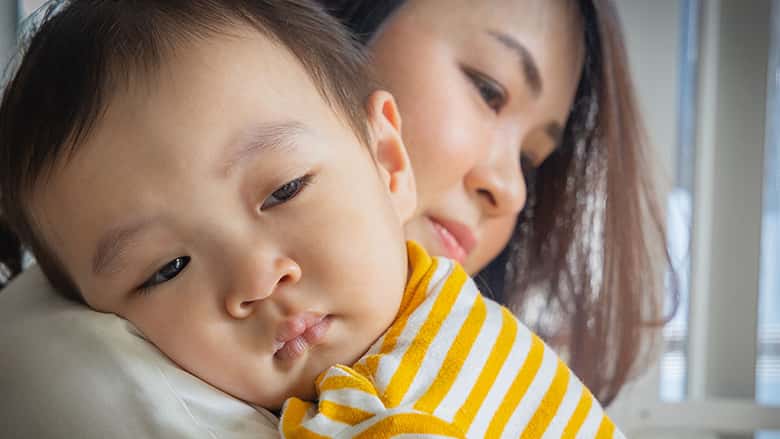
[{"x1": 0, "y1": 265, "x2": 279, "y2": 438}]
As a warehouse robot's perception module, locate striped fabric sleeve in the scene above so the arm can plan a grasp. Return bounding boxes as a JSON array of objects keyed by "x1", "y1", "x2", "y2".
[
  {"x1": 279, "y1": 364, "x2": 466, "y2": 438},
  {"x1": 279, "y1": 243, "x2": 626, "y2": 438}
]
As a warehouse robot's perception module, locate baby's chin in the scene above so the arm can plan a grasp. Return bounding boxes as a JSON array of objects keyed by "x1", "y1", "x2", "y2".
[
  {"x1": 249, "y1": 325, "x2": 379, "y2": 410},
  {"x1": 288, "y1": 377, "x2": 318, "y2": 404},
  {"x1": 248, "y1": 368, "x2": 321, "y2": 411}
]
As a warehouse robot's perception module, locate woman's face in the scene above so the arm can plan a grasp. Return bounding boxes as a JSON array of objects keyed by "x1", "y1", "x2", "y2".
[{"x1": 370, "y1": 0, "x2": 584, "y2": 274}]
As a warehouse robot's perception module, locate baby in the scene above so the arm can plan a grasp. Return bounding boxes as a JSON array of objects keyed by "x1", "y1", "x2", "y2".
[{"x1": 0, "y1": 0, "x2": 623, "y2": 437}]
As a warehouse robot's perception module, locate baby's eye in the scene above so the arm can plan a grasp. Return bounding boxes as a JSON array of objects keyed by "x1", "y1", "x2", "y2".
[
  {"x1": 261, "y1": 175, "x2": 312, "y2": 210},
  {"x1": 464, "y1": 67, "x2": 507, "y2": 113},
  {"x1": 138, "y1": 256, "x2": 190, "y2": 293}
]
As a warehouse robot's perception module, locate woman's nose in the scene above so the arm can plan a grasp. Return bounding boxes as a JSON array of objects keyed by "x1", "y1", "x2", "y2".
[
  {"x1": 464, "y1": 150, "x2": 527, "y2": 217},
  {"x1": 224, "y1": 253, "x2": 302, "y2": 319}
]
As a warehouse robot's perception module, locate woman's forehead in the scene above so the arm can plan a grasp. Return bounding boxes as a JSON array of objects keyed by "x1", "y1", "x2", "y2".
[
  {"x1": 399, "y1": 0, "x2": 581, "y2": 33},
  {"x1": 390, "y1": 0, "x2": 584, "y2": 85}
]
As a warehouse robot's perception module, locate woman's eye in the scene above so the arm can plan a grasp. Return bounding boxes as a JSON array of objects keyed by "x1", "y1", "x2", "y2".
[
  {"x1": 520, "y1": 154, "x2": 538, "y2": 187},
  {"x1": 261, "y1": 175, "x2": 313, "y2": 210},
  {"x1": 464, "y1": 68, "x2": 507, "y2": 113},
  {"x1": 138, "y1": 256, "x2": 190, "y2": 293},
  {"x1": 520, "y1": 154, "x2": 534, "y2": 174}
]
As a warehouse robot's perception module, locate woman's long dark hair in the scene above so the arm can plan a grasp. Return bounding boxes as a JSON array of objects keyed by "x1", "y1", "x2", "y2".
[{"x1": 319, "y1": 0, "x2": 676, "y2": 406}]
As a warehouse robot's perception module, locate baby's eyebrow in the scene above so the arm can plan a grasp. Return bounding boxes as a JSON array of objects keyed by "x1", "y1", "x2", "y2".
[
  {"x1": 220, "y1": 120, "x2": 309, "y2": 178},
  {"x1": 92, "y1": 215, "x2": 158, "y2": 277}
]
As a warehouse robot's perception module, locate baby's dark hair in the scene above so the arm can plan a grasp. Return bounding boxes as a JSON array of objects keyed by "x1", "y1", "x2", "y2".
[{"x1": 0, "y1": 0, "x2": 375, "y2": 300}]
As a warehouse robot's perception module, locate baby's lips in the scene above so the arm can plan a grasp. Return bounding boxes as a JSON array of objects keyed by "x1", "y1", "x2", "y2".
[
  {"x1": 274, "y1": 315, "x2": 332, "y2": 361},
  {"x1": 274, "y1": 312, "x2": 325, "y2": 346},
  {"x1": 274, "y1": 335, "x2": 309, "y2": 360},
  {"x1": 273, "y1": 312, "x2": 329, "y2": 357}
]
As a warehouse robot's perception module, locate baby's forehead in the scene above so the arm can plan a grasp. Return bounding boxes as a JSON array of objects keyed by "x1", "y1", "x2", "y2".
[
  {"x1": 108, "y1": 25, "x2": 302, "y2": 101},
  {"x1": 50, "y1": 18, "x2": 370, "y2": 185},
  {"x1": 78, "y1": 35, "x2": 369, "y2": 178},
  {"x1": 96, "y1": 28, "x2": 330, "y2": 133}
]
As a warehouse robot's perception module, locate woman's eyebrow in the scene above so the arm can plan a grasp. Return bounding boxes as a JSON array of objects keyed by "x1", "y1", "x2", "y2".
[{"x1": 486, "y1": 30, "x2": 543, "y2": 98}]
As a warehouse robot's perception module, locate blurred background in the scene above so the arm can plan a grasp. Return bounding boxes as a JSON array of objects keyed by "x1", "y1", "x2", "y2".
[
  {"x1": 0, "y1": 0, "x2": 778, "y2": 437},
  {"x1": 588, "y1": 2, "x2": 780, "y2": 438}
]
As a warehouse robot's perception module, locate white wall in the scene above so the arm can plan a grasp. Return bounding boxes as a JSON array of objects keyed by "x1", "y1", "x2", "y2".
[{"x1": 616, "y1": 0, "x2": 681, "y2": 185}]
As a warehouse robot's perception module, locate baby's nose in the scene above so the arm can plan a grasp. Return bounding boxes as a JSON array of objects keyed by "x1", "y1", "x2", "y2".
[{"x1": 224, "y1": 254, "x2": 302, "y2": 320}]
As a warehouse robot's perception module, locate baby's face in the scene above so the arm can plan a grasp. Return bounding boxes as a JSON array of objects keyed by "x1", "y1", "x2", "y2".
[{"x1": 30, "y1": 28, "x2": 411, "y2": 408}]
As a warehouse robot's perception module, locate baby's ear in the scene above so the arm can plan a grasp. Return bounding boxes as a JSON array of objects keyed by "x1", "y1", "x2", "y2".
[{"x1": 366, "y1": 90, "x2": 416, "y2": 223}]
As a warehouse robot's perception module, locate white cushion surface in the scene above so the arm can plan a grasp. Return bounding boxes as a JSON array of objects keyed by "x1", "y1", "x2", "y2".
[{"x1": 0, "y1": 265, "x2": 280, "y2": 438}]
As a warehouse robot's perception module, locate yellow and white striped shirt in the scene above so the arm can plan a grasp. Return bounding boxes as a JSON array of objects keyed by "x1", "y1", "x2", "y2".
[{"x1": 280, "y1": 241, "x2": 624, "y2": 438}]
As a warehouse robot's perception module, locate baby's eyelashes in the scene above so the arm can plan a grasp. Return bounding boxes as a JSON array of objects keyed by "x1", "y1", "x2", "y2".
[
  {"x1": 137, "y1": 256, "x2": 190, "y2": 294},
  {"x1": 260, "y1": 174, "x2": 314, "y2": 210}
]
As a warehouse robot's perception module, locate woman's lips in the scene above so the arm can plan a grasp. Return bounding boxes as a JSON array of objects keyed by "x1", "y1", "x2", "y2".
[
  {"x1": 274, "y1": 314, "x2": 332, "y2": 361},
  {"x1": 428, "y1": 216, "x2": 477, "y2": 264}
]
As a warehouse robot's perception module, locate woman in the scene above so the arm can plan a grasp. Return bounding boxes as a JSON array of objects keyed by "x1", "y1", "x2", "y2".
[{"x1": 318, "y1": 0, "x2": 673, "y2": 406}]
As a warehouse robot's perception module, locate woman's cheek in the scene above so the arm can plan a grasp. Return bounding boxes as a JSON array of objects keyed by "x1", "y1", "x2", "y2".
[
  {"x1": 468, "y1": 214, "x2": 517, "y2": 274},
  {"x1": 406, "y1": 110, "x2": 483, "y2": 199}
]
